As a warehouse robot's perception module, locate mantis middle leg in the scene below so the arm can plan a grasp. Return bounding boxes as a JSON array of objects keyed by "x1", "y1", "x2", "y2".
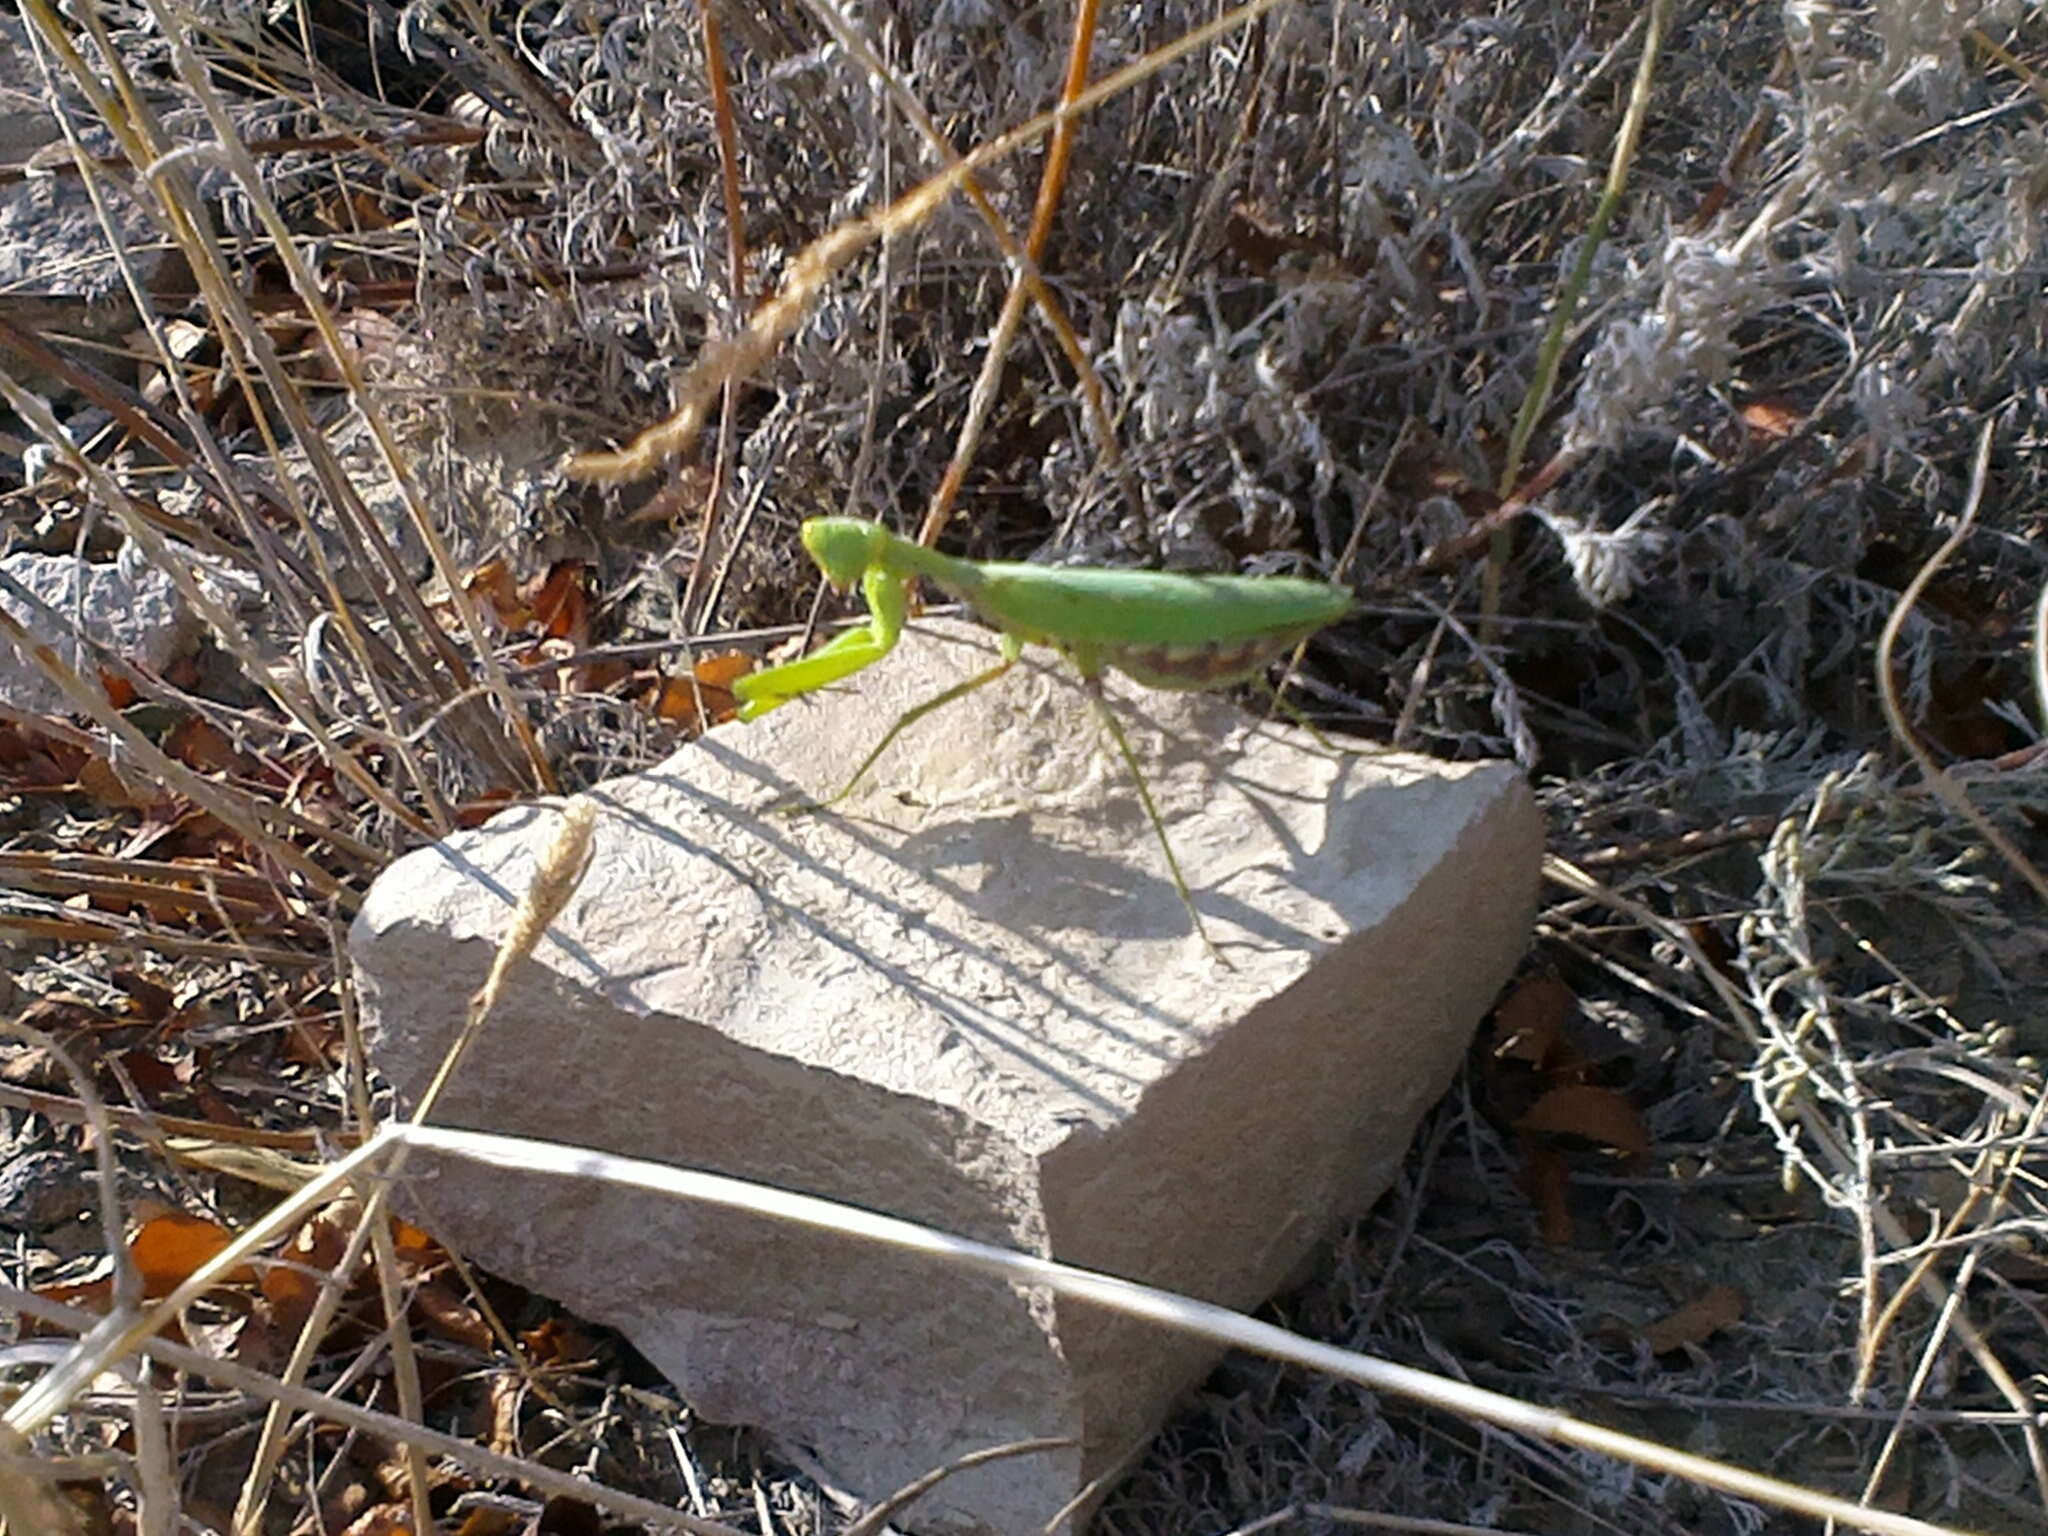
[
  {"x1": 804, "y1": 632, "x2": 1024, "y2": 809},
  {"x1": 817, "y1": 649, "x2": 1226, "y2": 960}
]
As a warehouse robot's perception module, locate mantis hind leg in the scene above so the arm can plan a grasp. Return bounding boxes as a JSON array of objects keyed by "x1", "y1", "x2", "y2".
[
  {"x1": 1078, "y1": 677, "x2": 1229, "y2": 966},
  {"x1": 1250, "y1": 675, "x2": 1350, "y2": 755},
  {"x1": 1250, "y1": 649, "x2": 1380, "y2": 762},
  {"x1": 802, "y1": 636, "x2": 1022, "y2": 811}
]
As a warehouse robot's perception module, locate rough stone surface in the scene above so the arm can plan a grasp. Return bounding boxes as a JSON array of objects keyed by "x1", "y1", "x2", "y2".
[
  {"x1": 0, "y1": 16, "x2": 63, "y2": 163},
  {"x1": 0, "y1": 546, "x2": 192, "y2": 716},
  {"x1": 351, "y1": 619, "x2": 1541, "y2": 1534},
  {"x1": 0, "y1": 13, "x2": 165, "y2": 332}
]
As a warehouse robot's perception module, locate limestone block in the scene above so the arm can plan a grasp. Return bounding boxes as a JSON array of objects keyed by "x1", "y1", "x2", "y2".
[{"x1": 351, "y1": 619, "x2": 1541, "y2": 1533}]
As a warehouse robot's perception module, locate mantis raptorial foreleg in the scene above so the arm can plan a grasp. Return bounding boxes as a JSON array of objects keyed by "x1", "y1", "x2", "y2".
[
  {"x1": 734, "y1": 563, "x2": 911, "y2": 718},
  {"x1": 733, "y1": 517, "x2": 1355, "y2": 954}
]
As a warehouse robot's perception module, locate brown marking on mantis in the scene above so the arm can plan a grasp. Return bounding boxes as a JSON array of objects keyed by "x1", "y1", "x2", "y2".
[{"x1": 1101, "y1": 635, "x2": 1294, "y2": 689}]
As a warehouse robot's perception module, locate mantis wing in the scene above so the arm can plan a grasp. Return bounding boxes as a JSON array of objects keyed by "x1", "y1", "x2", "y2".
[{"x1": 958, "y1": 564, "x2": 1353, "y2": 689}]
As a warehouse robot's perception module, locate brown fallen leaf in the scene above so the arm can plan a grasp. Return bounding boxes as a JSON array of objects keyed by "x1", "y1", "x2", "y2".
[
  {"x1": 646, "y1": 649, "x2": 752, "y2": 730},
  {"x1": 1517, "y1": 1083, "x2": 1650, "y2": 1157},
  {"x1": 413, "y1": 1276, "x2": 492, "y2": 1351},
  {"x1": 262, "y1": 1210, "x2": 352, "y2": 1335},
  {"x1": 1490, "y1": 974, "x2": 1574, "y2": 1066},
  {"x1": 1739, "y1": 397, "x2": 1804, "y2": 440},
  {"x1": 1521, "y1": 1137, "x2": 1574, "y2": 1247},
  {"x1": 526, "y1": 562, "x2": 589, "y2": 644},
  {"x1": 338, "y1": 1502, "x2": 416, "y2": 1536},
  {"x1": 451, "y1": 1506, "x2": 522, "y2": 1536},
  {"x1": 1643, "y1": 1284, "x2": 1746, "y2": 1355},
  {"x1": 130, "y1": 1211, "x2": 256, "y2": 1296}
]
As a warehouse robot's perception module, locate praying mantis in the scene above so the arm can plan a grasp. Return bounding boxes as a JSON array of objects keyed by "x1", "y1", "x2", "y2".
[{"x1": 733, "y1": 517, "x2": 1355, "y2": 953}]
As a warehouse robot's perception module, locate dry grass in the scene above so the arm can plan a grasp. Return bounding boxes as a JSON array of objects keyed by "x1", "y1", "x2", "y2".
[{"x1": 2, "y1": 0, "x2": 2045, "y2": 1531}]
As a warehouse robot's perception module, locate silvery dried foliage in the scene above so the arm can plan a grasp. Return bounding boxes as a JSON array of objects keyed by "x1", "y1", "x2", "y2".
[
  {"x1": 1560, "y1": 236, "x2": 1760, "y2": 459},
  {"x1": 1526, "y1": 496, "x2": 1674, "y2": 607}
]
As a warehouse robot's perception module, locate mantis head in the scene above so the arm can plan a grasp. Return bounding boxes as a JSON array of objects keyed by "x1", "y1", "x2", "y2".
[{"x1": 801, "y1": 517, "x2": 888, "y2": 592}]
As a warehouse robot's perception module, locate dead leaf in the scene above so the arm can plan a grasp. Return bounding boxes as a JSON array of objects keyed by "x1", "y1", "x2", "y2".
[
  {"x1": 0, "y1": 722, "x2": 88, "y2": 786},
  {"x1": 1223, "y1": 204, "x2": 1351, "y2": 278},
  {"x1": 111, "y1": 968, "x2": 174, "y2": 1022},
  {"x1": 1522, "y1": 1138, "x2": 1573, "y2": 1246},
  {"x1": 390, "y1": 1218, "x2": 442, "y2": 1267},
  {"x1": 1642, "y1": 1284, "x2": 1746, "y2": 1355},
  {"x1": 338, "y1": 1503, "x2": 416, "y2": 1536},
  {"x1": 113, "y1": 1048, "x2": 184, "y2": 1104},
  {"x1": 32, "y1": 1276, "x2": 114, "y2": 1332},
  {"x1": 130, "y1": 1212, "x2": 255, "y2": 1296},
  {"x1": 1517, "y1": 1084, "x2": 1649, "y2": 1157},
  {"x1": 453, "y1": 788, "x2": 522, "y2": 829},
  {"x1": 165, "y1": 715, "x2": 258, "y2": 779},
  {"x1": 76, "y1": 753, "x2": 167, "y2": 812},
  {"x1": 1683, "y1": 918, "x2": 1733, "y2": 980},
  {"x1": 1490, "y1": 975, "x2": 1573, "y2": 1066},
  {"x1": 413, "y1": 1277, "x2": 491, "y2": 1351},
  {"x1": 451, "y1": 1502, "x2": 522, "y2": 1536},
  {"x1": 282, "y1": 1012, "x2": 345, "y2": 1071},
  {"x1": 519, "y1": 1315, "x2": 595, "y2": 1367},
  {"x1": 647, "y1": 650, "x2": 751, "y2": 730},
  {"x1": 189, "y1": 1079, "x2": 252, "y2": 1130},
  {"x1": 1739, "y1": 398, "x2": 1803, "y2": 440},
  {"x1": 695, "y1": 650, "x2": 752, "y2": 691},
  {"x1": 262, "y1": 1211, "x2": 351, "y2": 1334},
  {"x1": 524, "y1": 562, "x2": 589, "y2": 647},
  {"x1": 465, "y1": 559, "x2": 523, "y2": 629}
]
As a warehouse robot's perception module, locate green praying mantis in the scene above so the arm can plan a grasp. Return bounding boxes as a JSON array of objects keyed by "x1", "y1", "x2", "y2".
[{"x1": 733, "y1": 516, "x2": 1355, "y2": 953}]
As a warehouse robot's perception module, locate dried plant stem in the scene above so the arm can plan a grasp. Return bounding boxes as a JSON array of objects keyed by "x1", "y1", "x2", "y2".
[
  {"x1": 399, "y1": 1123, "x2": 1974, "y2": 1536},
  {"x1": 571, "y1": 0, "x2": 1293, "y2": 484},
  {"x1": 2, "y1": 34, "x2": 445, "y2": 836},
  {"x1": 0, "y1": 559, "x2": 363, "y2": 901},
  {"x1": 1857, "y1": 1087, "x2": 2048, "y2": 1510},
  {"x1": 2036, "y1": 554, "x2": 2048, "y2": 737},
  {"x1": 226, "y1": 1183, "x2": 426, "y2": 1536},
  {"x1": 4, "y1": 1281, "x2": 752, "y2": 1536},
  {"x1": 221, "y1": 799, "x2": 593, "y2": 1536},
  {"x1": 411, "y1": 796, "x2": 600, "y2": 1126},
  {"x1": 915, "y1": 0, "x2": 1128, "y2": 550},
  {"x1": 18, "y1": 1, "x2": 502, "y2": 817},
  {"x1": 1, "y1": 1046, "x2": 1990, "y2": 1536},
  {"x1": 1875, "y1": 415, "x2": 2048, "y2": 908},
  {"x1": 1487, "y1": 0, "x2": 1669, "y2": 624},
  {"x1": 677, "y1": 2, "x2": 752, "y2": 632},
  {"x1": 0, "y1": 1023, "x2": 139, "y2": 1536},
  {"x1": 794, "y1": 0, "x2": 1121, "y2": 500},
  {"x1": 41, "y1": 0, "x2": 557, "y2": 803},
  {"x1": 1545, "y1": 854, "x2": 2048, "y2": 1506},
  {"x1": 0, "y1": 371, "x2": 426, "y2": 853}
]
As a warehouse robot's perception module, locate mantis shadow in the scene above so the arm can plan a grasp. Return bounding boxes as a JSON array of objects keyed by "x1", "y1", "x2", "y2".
[
  {"x1": 785, "y1": 628, "x2": 1360, "y2": 953},
  {"x1": 620, "y1": 750, "x2": 1202, "y2": 1121},
  {"x1": 873, "y1": 738, "x2": 1356, "y2": 953}
]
